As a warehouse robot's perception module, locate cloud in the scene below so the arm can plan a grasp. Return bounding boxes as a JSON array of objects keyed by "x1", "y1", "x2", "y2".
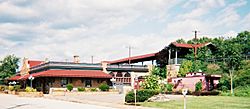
[{"x1": 0, "y1": 0, "x2": 249, "y2": 63}]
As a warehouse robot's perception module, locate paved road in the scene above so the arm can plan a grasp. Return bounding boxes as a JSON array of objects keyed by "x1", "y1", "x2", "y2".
[
  {"x1": 45, "y1": 94, "x2": 151, "y2": 109},
  {"x1": 0, "y1": 94, "x2": 116, "y2": 109}
]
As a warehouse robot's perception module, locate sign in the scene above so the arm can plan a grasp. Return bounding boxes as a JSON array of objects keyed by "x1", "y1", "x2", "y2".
[
  {"x1": 182, "y1": 88, "x2": 188, "y2": 96},
  {"x1": 134, "y1": 76, "x2": 139, "y2": 89}
]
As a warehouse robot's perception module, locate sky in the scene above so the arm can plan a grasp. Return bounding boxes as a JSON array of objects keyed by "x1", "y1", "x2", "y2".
[{"x1": 0, "y1": 0, "x2": 249, "y2": 63}]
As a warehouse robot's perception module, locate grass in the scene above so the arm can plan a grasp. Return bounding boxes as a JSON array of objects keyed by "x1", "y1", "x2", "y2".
[{"x1": 141, "y1": 96, "x2": 250, "y2": 109}]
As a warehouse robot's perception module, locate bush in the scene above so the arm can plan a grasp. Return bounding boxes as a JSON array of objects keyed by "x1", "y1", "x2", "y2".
[
  {"x1": 8, "y1": 86, "x2": 14, "y2": 91},
  {"x1": 36, "y1": 87, "x2": 42, "y2": 92},
  {"x1": 98, "y1": 83, "x2": 109, "y2": 91},
  {"x1": 25, "y1": 87, "x2": 37, "y2": 92},
  {"x1": 221, "y1": 86, "x2": 228, "y2": 92},
  {"x1": 14, "y1": 85, "x2": 21, "y2": 91},
  {"x1": 90, "y1": 88, "x2": 97, "y2": 92},
  {"x1": 195, "y1": 81, "x2": 202, "y2": 92},
  {"x1": 220, "y1": 91, "x2": 232, "y2": 96},
  {"x1": 193, "y1": 91, "x2": 220, "y2": 96},
  {"x1": 77, "y1": 87, "x2": 85, "y2": 92},
  {"x1": 66, "y1": 84, "x2": 73, "y2": 91},
  {"x1": 234, "y1": 86, "x2": 250, "y2": 97},
  {"x1": 217, "y1": 77, "x2": 231, "y2": 91},
  {"x1": 166, "y1": 84, "x2": 174, "y2": 92},
  {"x1": 125, "y1": 89, "x2": 160, "y2": 103},
  {"x1": 0, "y1": 85, "x2": 5, "y2": 91},
  {"x1": 142, "y1": 75, "x2": 160, "y2": 90}
]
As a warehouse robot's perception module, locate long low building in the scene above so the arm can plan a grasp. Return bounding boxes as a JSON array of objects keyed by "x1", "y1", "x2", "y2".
[{"x1": 8, "y1": 55, "x2": 151, "y2": 93}]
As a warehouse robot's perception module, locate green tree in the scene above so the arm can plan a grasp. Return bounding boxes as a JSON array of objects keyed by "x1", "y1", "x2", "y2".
[
  {"x1": 206, "y1": 63, "x2": 222, "y2": 75},
  {"x1": 178, "y1": 60, "x2": 192, "y2": 77},
  {"x1": 151, "y1": 66, "x2": 166, "y2": 78},
  {"x1": 142, "y1": 75, "x2": 160, "y2": 90},
  {"x1": 234, "y1": 60, "x2": 250, "y2": 88},
  {"x1": 235, "y1": 31, "x2": 250, "y2": 55},
  {"x1": 176, "y1": 38, "x2": 186, "y2": 43},
  {"x1": 156, "y1": 47, "x2": 169, "y2": 67},
  {"x1": 0, "y1": 55, "x2": 19, "y2": 84}
]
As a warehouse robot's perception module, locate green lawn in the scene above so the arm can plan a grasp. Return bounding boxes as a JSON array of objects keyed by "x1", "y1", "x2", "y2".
[{"x1": 141, "y1": 96, "x2": 250, "y2": 109}]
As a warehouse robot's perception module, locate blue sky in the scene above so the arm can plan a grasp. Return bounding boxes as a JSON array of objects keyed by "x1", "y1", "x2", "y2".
[{"x1": 0, "y1": 0, "x2": 249, "y2": 63}]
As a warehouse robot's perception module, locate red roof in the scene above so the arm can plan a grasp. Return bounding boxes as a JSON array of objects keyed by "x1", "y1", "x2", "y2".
[
  {"x1": 8, "y1": 70, "x2": 112, "y2": 80},
  {"x1": 28, "y1": 60, "x2": 44, "y2": 67},
  {"x1": 108, "y1": 52, "x2": 157, "y2": 64},
  {"x1": 171, "y1": 42, "x2": 211, "y2": 48},
  {"x1": 8, "y1": 76, "x2": 22, "y2": 81}
]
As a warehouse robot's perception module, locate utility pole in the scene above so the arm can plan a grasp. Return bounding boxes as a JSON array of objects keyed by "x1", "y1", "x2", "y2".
[
  {"x1": 91, "y1": 56, "x2": 94, "y2": 64},
  {"x1": 192, "y1": 30, "x2": 200, "y2": 40},
  {"x1": 192, "y1": 30, "x2": 200, "y2": 72},
  {"x1": 126, "y1": 46, "x2": 135, "y2": 65}
]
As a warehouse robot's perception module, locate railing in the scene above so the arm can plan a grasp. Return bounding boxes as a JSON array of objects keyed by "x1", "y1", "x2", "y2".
[
  {"x1": 169, "y1": 58, "x2": 185, "y2": 65},
  {"x1": 107, "y1": 64, "x2": 148, "y2": 69},
  {"x1": 115, "y1": 77, "x2": 131, "y2": 83}
]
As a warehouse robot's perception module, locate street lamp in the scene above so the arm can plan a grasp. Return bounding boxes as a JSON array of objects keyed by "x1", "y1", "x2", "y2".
[
  {"x1": 28, "y1": 75, "x2": 35, "y2": 88},
  {"x1": 134, "y1": 75, "x2": 138, "y2": 106}
]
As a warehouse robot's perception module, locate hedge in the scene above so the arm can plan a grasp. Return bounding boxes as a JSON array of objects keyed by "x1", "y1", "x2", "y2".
[
  {"x1": 98, "y1": 83, "x2": 109, "y2": 91},
  {"x1": 125, "y1": 89, "x2": 160, "y2": 103},
  {"x1": 66, "y1": 84, "x2": 73, "y2": 91}
]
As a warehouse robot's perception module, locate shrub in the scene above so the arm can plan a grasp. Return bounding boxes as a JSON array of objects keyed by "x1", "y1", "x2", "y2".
[
  {"x1": 142, "y1": 75, "x2": 160, "y2": 90},
  {"x1": 90, "y1": 88, "x2": 97, "y2": 92},
  {"x1": 221, "y1": 86, "x2": 228, "y2": 92},
  {"x1": 217, "y1": 77, "x2": 230, "y2": 91},
  {"x1": 66, "y1": 84, "x2": 73, "y2": 91},
  {"x1": 98, "y1": 83, "x2": 109, "y2": 91},
  {"x1": 36, "y1": 87, "x2": 42, "y2": 92},
  {"x1": 0, "y1": 85, "x2": 5, "y2": 91},
  {"x1": 25, "y1": 87, "x2": 37, "y2": 92},
  {"x1": 8, "y1": 86, "x2": 14, "y2": 91},
  {"x1": 14, "y1": 85, "x2": 21, "y2": 91},
  {"x1": 220, "y1": 91, "x2": 232, "y2": 96},
  {"x1": 125, "y1": 89, "x2": 160, "y2": 103},
  {"x1": 195, "y1": 81, "x2": 202, "y2": 92},
  {"x1": 234, "y1": 86, "x2": 250, "y2": 97},
  {"x1": 77, "y1": 87, "x2": 85, "y2": 92},
  {"x1": 193, "y1": 91, "x2": 220, "y2": 96},
  {"x1": 166, "y1": 84, "x2": 174, "y2": 92}
]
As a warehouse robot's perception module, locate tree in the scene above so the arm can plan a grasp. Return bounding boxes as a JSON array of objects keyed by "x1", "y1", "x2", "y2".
[
  {"x1": 156, "y1": 47, "x2": 169, "y2": 67},
  {"x1": 235, "y1": 31, "x2": 250, "y2": 55},
  {"x1": 206, "y1": 63, "x2": 222, "y2": 75},
  {"x1": 0, "y1": 55, "x2": 19, "y2": 84},
  {"x1": 151, "y1": 66, "x2": 166, "y2": 78},
  {"x1": 178, "y1": 60, "x2": 192, "y2": 77},
  {"x1": 142, "y1": 75, "x2": 160, "y2": 90},
  {"x1": 176, "y1": 38, "x2": 186, "y2": 43},
  {"x1": 234, "y1": 60, "x2": 250, "y2": 88}
]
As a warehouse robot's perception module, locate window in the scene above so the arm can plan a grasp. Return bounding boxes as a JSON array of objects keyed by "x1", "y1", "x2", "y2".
[
  {"x1": 85, "y1": 79, "x2": 92, "y2": 87},
  {"x1": 61, "y1": 78, "x2": 72, "y2": 87},
  {"x1": 61, "y1": 78, "x2": 67, "y2": 87}
]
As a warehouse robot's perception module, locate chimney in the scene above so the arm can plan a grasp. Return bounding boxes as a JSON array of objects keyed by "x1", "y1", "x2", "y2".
[
  {"x1": 44, "y1": 58, "x2": 49, "y2": 63},
  {"x1": 73, "y1": 55, "x2": 80, "y2": 63}
]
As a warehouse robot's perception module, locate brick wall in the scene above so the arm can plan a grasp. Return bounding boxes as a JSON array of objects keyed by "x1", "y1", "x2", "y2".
[{"x1": 52, "y1": 78, "x2": 61, "y2": 88}]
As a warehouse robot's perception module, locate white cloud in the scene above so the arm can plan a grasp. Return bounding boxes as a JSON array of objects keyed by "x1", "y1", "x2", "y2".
[{"x1": 0, "y1": 0, "x2": 249, "y2": 63}]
